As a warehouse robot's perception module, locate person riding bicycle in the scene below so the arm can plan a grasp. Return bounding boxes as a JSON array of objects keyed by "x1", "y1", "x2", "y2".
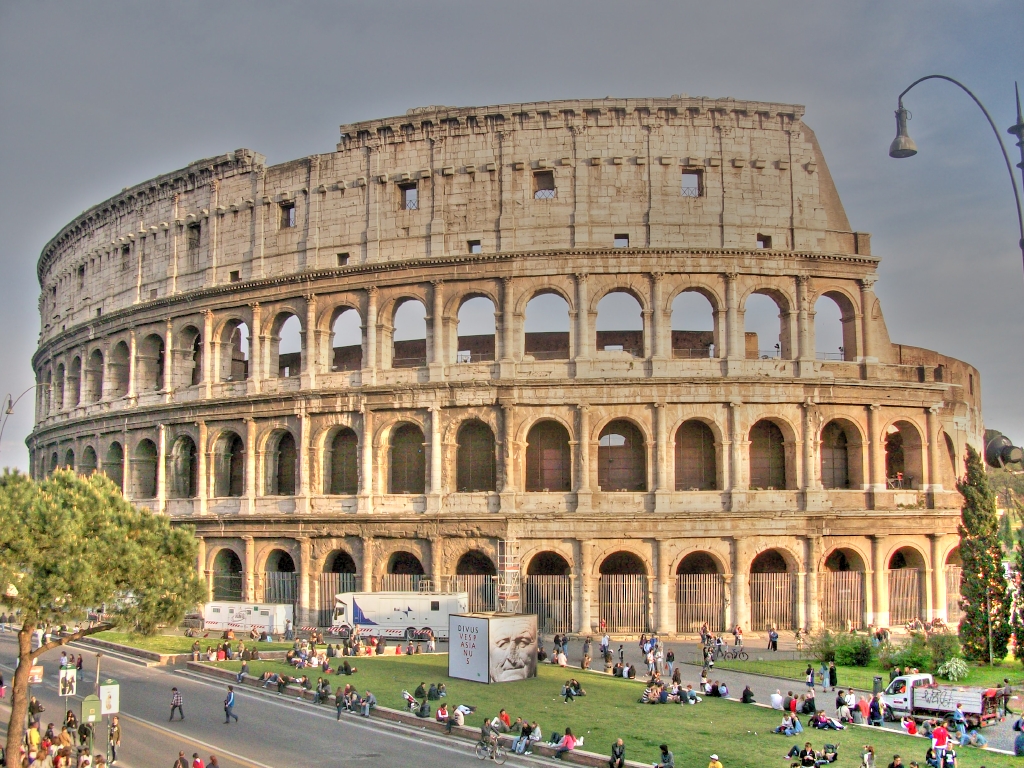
[{"x1": 481, "y1": 716, "x2": 501, "y2": 749}]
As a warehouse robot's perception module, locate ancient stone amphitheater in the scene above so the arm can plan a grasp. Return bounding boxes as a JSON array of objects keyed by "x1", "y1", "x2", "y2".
[{"x1": 30, "y1": 96, "x2": 978, "y2": 636}]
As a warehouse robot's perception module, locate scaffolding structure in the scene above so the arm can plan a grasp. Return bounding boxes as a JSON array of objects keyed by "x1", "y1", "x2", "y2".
[{"x1": 497, "y1": 539, "x2": 521, "y2": 613}]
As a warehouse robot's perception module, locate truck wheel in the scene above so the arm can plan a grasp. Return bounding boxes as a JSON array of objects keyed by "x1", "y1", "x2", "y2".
[
  {"x1": 404, "y1": 627, "x2": 416, "y2": 641},
  {"x1": 339, "y1": 625, "x2": 352, "y2": 639}
]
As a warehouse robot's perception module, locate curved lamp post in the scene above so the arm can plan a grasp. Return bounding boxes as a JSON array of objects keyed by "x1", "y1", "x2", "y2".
[
  {"x1": 0, "y1": 384, "x2": 42, "y2": 456},
  {"x1": 889, "y1": 76, "x2": 1024, "y2": 279}
]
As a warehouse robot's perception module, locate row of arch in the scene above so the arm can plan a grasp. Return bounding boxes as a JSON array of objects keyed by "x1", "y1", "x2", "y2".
[{"x1": 44, "y1": 413, "x2": 953, "y2": 498}]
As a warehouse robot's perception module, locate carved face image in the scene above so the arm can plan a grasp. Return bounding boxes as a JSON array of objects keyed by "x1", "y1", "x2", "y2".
[{"x1": 489, "y1": 616, "x2": 538, "y2": 683}]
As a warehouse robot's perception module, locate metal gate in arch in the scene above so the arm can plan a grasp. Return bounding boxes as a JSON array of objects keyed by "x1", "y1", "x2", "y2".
[
  {"x1": 749, "y1": 572, "x2": 796, "y2": 631},
  {"x1": 675, "y1": 574, "x2": 725, "y2": 633},
  {"x1": 522, "y1": 576, "x2": 572, "y2": 634},
  {"x1": 888, "y1": 568, "x2": 922, "y2": 624},
  {"x1": 447, "y1": 575, "x2": 497, "y2": 613},
  {"x1": 318, "y1": 573, "x2": 358, "y2": 627},
  {"x1": 945, "y1": 566, "x2": 963, "y2": 624},
  {"x1": 599, "y1": 574, "x2": 650, "y2": 633},
  {"x1": 820, "y1": 571, "x2": 865, "y2": 630}
]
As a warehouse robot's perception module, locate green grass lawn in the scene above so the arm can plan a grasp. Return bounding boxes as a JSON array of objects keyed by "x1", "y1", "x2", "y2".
[
  {"x1": 714, "y1": 657, "x2": 1023, "y2": 691},
  {"x1": 90, "y1": 630, "x2": 294, "y2": 655},
  {"x1": 211, "y1": 655, "x2": 1017, "y2": 768}
]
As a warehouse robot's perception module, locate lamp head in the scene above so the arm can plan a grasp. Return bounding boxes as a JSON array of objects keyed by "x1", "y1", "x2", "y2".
[{"x1": 889, "y1": 104, "x2": 918, "y2": 159}]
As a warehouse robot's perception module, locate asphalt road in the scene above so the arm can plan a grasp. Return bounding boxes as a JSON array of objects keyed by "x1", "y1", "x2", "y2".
[{"x1": 0, "y1": 633, "x2": 530, "y2": 768}]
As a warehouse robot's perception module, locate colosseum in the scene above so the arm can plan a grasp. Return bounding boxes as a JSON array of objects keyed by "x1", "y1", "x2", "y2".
[{"x1": 29, "y1": 95, "x2": 978, "y2": 637}]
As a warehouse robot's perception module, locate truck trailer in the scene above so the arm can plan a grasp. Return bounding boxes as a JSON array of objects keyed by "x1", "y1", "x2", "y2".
[
  {"x1": 201, "y1": 602, "x2": 293, "y2": 636},
  {"x1": 882, "y1": 673, "x2": 1000, "y2": 727},
  {"x1": 332, "y1": 591, "x2": 469, "y2": 640}
]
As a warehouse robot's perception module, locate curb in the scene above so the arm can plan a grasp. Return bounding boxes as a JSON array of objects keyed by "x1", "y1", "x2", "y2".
[{"x1": 72, "y1": 636, "x2": 289, "y2": 666}]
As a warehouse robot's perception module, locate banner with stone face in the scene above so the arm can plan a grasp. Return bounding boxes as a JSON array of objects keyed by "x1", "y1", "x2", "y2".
[{"x1": 448, "y1": 613, "x2": 538, "y2": 684}]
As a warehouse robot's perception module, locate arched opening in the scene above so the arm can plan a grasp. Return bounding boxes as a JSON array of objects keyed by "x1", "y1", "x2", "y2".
[
  {"x1": 168, "y1": 435, "x2": 198, "y2": 499},
  {"x1": 525, "y1": 420, "x2": 571, "y2": 492},
  {"x1": 749, "y1": 549, "x2": 795, "y2": 630},
  {"x1": 174, "y1": 326, "x2": 202, "y2": 387},
  {"x1": 456, "y1": 420, "x2": 496, "y2": 492},
  {"x1": 212, "y1": 549, "x2": 243, "y2": 601},
  {"x1": 109, "y1": 341, "x2": 130, "y2": 397},
  {"x1": 822, "y1": 548, "x2": 866, "y2": 630},
  {"x1": 54, "y1": 364, "x2": 65, "y2": 410},
  {"x1": 456, "y1": 296, "x2": 496, "y2": 363},
  {"x1": 821, "y1": 421, "x2": 851, "y2": 489},
  {"x1": 675, "y1": 420, "x2": 717, "y2": 490},
  {"x1": 264, "y1": 549, "x2": 296, "y2": 605},
  {"x1": 331, "y1": 308, "x2": 363, "y2": 372},
  {"x1": 675, "y1": 552, "x2": 725, "y2": 632},
  {"x1": 524, "y1": 551, "x2": 572, "y2": 632},
  {"x1": 671, "y1": 291, "x2": 716, "y2": 359},
  {"x1": 943, "y1": 432, "x2": 957, "y2": 487},
  {"x1": 79, "y1": 446, "x2": 98, "y2": 476},
  {"x1": 392, "y1": 299, "x2": 427, "y2": 368},
  {"x1": 137, "y1": 334, "x2": 165, "y2": 391},
  {"x1": 888, "y1": 546, "x2": 926, "y2": 624},
  {"x1": 749, "y1": 419, "x2": 787, "y2": 489},
  {"x1": 132, "y1": 439, "x2": 158, "y2": 498},
  {"x1": 220, "y1": 321, "x2": 249, "y2": 382},
  {"x1": 885, "y1": 421, "x2": 923, "y2": 489},
  {"x1": 103, "y1": 442, "x2": 124, "y2": 491},
  {"x1": 524, "y1": 292, "x2": 570, "y2": 360},
  {"x1": 49, "y1": 451, "x2": 59, "y2": 476},
  {"x1": 744, "y1": 292, "x2": 785, "y2": 359},
  {"x1": 41, "y1": 369, "x2": 51, "y2": 417},
  {"x1": 389, "y1": 423, "x2": 425, "y2": 494},
  {"x1": 454, "y1": 550, "x2": 497, "y2": 612},
  {"x1": 84, "y1": 349, "x2": 104, "y2": 403},
  {"x1": 276, "y1": 314, "x2": 302, "y2": 378},
  {"x1": 266, "y1": 431, "x2": 297, "y2": 496},
  {"x1": 945, "y1": 547, "x2": 963, "y2": 624},
  {"x1": 319, "y1": 550, "x2": 358, "y2": 625},
  {"x1": 66, "y1": 357, "x2": 81, "y2": 408},
  {"x1": 595, "y1": 290, "x2": 643, "y2": 357},
  {"x1": 325, "y1": 428, "x2": 358, "y2": 495},
  {"x1": 814, "y1": 293, "x2": 855, "y2": 361},
  {"x1": 381, "y1": 550, "x2": 425, "y2": 591},
  {"x1": 598, "y1": 551, "x2": 649, "y2": 633},
  {"x1": 598, "y1": 419, "x2": 647, "y2": 492},
  {"x1": 213, "y1": 432, "x2": 245, "y2": 498},
  {"x1": 328, "y1": 550, "x2": 358, "y2": 573},
  {"x1": 64, "y1": 448, "x2": 75, "y2": 470}
]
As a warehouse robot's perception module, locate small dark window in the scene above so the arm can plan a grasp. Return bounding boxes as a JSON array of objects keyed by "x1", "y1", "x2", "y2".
[
  {"x1": 430, "y1": 601, "x2": 439, "y2": 611},
  {"x1": 77, "y1": 265, "x2": 86, "y2": 289},
  {"x1": 229, "y1": 271, "x2": 240, "y2": 282},
  {"x1": 969, "y1": 374, "x2": 974, "y2": 395},
  {"x1": 399, "y1": 183, "x2": 418, "y2": 210},
  {"x1": 534, "y1": 171, "x2": 556, "y2": 199},
  {"x1": 187, "y1": 223, "x2": 201, "y2": 255},
  {"x1": 613, "y1": 234, "x2": 630, "y2": 248},
  {"x1": 121, "y1": 245, "x2": 131, "y2": 271},
  {"x1": 280, "y1": 202, "x2": 296, "y2": 228},
  {"x1": 681, "y1": 170, "x2": 703, "y2": 197},
  {"x1": 337, "y1": 252, "x2": 349, "y2": 266},
  {"x1": 756, "y1": 233, "x2": 772, "y2": 249},
  {"x1": 468, "y1": 240, "x2": 482, "y2": 254},
  {"x1": 149, "y1": 288, "x2": 158, "y2": 299},
  {"x1": 95, "y1": 308, "x2": 102, "y2": 317}
]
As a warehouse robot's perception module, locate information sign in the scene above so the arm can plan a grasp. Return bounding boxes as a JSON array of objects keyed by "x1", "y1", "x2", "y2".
[{"x1": 99, "y1": 679, "x2": 120, "y2": 715}]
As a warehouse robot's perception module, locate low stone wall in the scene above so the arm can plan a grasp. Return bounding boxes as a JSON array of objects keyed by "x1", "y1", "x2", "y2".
[
  {"x1": 75, "y1": 637, "x2": 287, "y2": 666},
  {"x1": 188, "y1": 662, "x2": 647, "y2": 767}
]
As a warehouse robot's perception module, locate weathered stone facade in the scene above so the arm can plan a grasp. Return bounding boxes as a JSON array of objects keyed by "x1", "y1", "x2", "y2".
[{"x1": 30, "y1": 96, "x2": 979, "y2": 635}]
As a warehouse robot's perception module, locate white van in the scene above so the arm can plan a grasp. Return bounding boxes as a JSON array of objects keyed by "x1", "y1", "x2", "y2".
[
  {"x1": 202, "y1": 602, "x2": 293, "y2": 636},
  {"x1": 332, "y1": 591, "x2": 468, "y2": 640}
]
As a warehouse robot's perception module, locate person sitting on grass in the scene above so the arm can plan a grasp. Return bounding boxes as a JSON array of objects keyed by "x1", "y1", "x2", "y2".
[
  {"x1": 653, "y1": 743, "x2": 675, "y2": 768},
  {"x1": 958, "y1": 729, "x2": 987, "y2": 748},
  {"x1": 900, "y1": 717, "x2": 917, "y2": 736},
  {"x1": 568, "y1": 678, "x2": 586, "y2": 697},
  {"x1": 437, "y1": 683, "x2": 447, "y2": 697},
  {"x1": 552, "y1": 727, "x2": 577, "y2": 759},
  {"x1": 640, "y1": 683, "x2": 656, "y2": 704},
  {"x1": 741, "y1": 685, "x2": 755, "y2": 704},
  {"x1": 492, "y1": 709, "x2": 512, "y2": 733},
  {"x1": 414, "y1": 682, "x2": 427, "y2": 699},
  {"x1": 564, "y1": 680, "x2": 578, "y2": 703},
  {"x1": 436, "y1": 703, "x2": 449, "y2": 724},
  {"x1": 612, "y1": 662, "x2": 624, "y2": 677},
  {"x1": 683, "y1": 684, "x2": 702, "y2": 704},
  {"x1": 427, "y1": 683, "x2": 440, "y2": 700},
  {"x1": 774, "y1": 714, "x2": 802, "y2": 736},
  {"x1": 343, "y1": 660, "x2": 356, "y2": 675}
]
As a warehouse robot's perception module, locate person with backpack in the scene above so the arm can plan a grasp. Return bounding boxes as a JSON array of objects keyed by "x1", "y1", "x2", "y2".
[{"x1": 223, "y1": 685, "x2": 238, "y2": 724}]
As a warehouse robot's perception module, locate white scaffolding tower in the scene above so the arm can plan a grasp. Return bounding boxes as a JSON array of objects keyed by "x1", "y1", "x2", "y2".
[{"x1": 497, "y1": 539, "x2": 521, "y2": 613}]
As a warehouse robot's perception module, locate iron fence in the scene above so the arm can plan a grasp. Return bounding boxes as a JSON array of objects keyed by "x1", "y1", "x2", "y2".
[
  {"x1": 888, "y1": 568, "x2": 922, "y2": 624},
  {"x1": 945, "y1": 566, "x2": 963, "y2": 624},
  {"x1": 264, "y1": 572, "x2": 297, "y2": 606},
  {"x1": 821, "y1": 571, "x2": 865, "y2": 630},
  {"x1": 522, "y1": 575, "x2": 572, "y2": 633},
  {"x1": 675, "y1": 574, "x2": 725, "y2": 632},
  {"x1": 318, "y1": 572, "x2": 358, "y2": 627},
  {"x1": 448, "y1": 575, "x2": 497, "y2": 612},
  {"x1": 749, "y1": 572, "x2": 796, "y2": 630},
  {"x1": 599, "y1": 574, "x2": 650, "y2": 633}
]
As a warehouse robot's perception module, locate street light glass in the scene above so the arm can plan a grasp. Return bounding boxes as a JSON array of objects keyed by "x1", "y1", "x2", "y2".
[{"x1": 889, "y1": 106, "x2": 918, "y2": 159}]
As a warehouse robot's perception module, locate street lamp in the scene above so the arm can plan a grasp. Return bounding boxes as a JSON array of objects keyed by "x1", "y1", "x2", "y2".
[
  {"x1": 0, "y1": 384, "x2": 42, "y2": 454},
  {"x1": 888, "y1": 76, "x2": 1024, "y2": 279}
]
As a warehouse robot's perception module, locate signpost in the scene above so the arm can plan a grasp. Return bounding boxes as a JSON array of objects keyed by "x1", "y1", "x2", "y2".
[
  {"x1": 99, "y1": 679, "x2": 119, "y2": 715},
  {"x1": 81, "y1": 694, "x2": 102, "y2": 756},
  {"x1": 59, "y1": 665, "x2": 77, "y2": 697},
  {"x1": 27, "y1": 665, "x2": 44, "y2": 684}
]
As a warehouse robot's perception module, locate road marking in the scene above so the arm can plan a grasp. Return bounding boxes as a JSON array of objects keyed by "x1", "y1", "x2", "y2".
[{"x1": 123, "y1": 714, "x2": 274, "y2": 768}]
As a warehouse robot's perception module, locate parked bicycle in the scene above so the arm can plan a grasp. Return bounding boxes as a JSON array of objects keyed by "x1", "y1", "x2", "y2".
[
  {"x1": 474, "y1": 740, "x2": 507, "y2": 764},
  {"x1": 721, "y1": 646, "x2": 749, "y2": 661}
]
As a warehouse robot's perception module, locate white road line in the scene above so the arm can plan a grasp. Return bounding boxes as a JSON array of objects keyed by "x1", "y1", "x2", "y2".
[{"x1": 120, "y1": 714, "x2": 275, "y2": 768}]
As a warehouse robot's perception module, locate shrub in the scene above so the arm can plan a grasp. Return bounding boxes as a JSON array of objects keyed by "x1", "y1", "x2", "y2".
[
  {"x1": 834, "y1": 635, "x2": 873, "y2": 667},
  {"x1": 937, "y1": 656, "x2": 970, "y2": 682},
  {"x1": 928, "y1": 633, "x2": 963, "y2": 669},
  {"x1": 809, "y1": 630, "x2": 839, "y2": 663},
  {"x1": 879, "y1": 634, "x2": 934, "y2": 672}
]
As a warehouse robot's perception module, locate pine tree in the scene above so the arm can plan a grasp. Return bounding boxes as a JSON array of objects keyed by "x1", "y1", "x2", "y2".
[{"x1": 957, "y1": 444, "x2": 1011, "y2": 662}]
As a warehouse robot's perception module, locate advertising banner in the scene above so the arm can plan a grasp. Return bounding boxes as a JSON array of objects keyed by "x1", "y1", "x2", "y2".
[
  {"x1": 99, "y1": 679, "x2": 120, "y2": 715},
  {"x1": 449, "y1": 614, "x2": 489, "y2": 682},
  {"x1": 448, "y1": 613, "x2": 538, "y2": 683},
  {"x1": 59, "y1": 666, "x2": 77, "y2": 697}
]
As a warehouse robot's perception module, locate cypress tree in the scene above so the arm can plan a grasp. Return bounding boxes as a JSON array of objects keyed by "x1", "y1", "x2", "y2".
[
  {"x1": 1013, "y1": 502, "x2": 1024, "y2": 662},
  {"x1": 956, "y1": 444, "x2": 1011, "y2": 662}
]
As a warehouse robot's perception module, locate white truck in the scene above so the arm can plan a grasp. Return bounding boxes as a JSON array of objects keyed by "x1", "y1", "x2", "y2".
[
  {"x1": 202, "y1": 602, "x2": 293, "y2": 636},
  {"x1": 332, "y1": 591, "x2": 469, "y2": 640},
  {"x1": 882, "y1": 673, "x2": 1000, "y2": 727}
]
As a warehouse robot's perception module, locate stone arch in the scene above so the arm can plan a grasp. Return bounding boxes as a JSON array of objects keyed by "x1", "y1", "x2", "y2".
[
  {"x1": 820, "y1": 418, "x2": 865, "y2": 489},
  {"x1": 887, "y1": 544, "x2": 927, "y2": 624},
  {"x1": 749, "y1": 546, "x2": 798, "y2": 631},
  {"x1": 675, "y1": 419, "x2": 718, "y2": 491},
  {"x1": 813, "y1": 289, "x2": 858, "y2": 361},
  {"x1": 168, "y1": 434, "x2": 198, "y2": 498},
  {"x1": 670, "y1": 287, "x2": 720, "y2": 359},
  {"x1": 218, "y1": 319, "x2": 250, "y2": 382},
  {"x1": 271, "y1": 312, "x2": 303, "y2": 379},
  {"x1": 103, "y1": 441, "x2": 124, "y2": 490},
  {"x1": 212, "y1": 430, "x2": 245, "y2": 498},
  {"x1": 264, "y1": 429, "x2": 297, "y2": 496},
  {"x1": 598, "y1": 549, "x2": 649, "y2": 576},
  {"x1": 676, "y1": 551, "x2": 724, "y2": 574},
  {"x1": 750, "y1": 548, "x2": 792, "y2": 573},
  {"x1": 137, "y1": 333, "x2": 166, "y2": 391},
  {"x1": 526, "y1": 550, "x2": 572, "y2": 575},
  {"x1": 454, "y1": 294, "x2": 496, "y2": 364},
  {"x1": 389, "y1": 422, "x2": 426, "y2": 494},
  {"x1": 132, "y1": 439, "x2": 158, "y2": 498},
  {"x1": 211, "y1": 548, "x2": 244, "y2": 601},
  {"x1": 79, "y1": 445, "x2": 98, "y2": 476},
  {"x1": 329, "y1": 303, "x2": 363, "y2": 372},
  {"x1": 324, "y1": 426, "x2": 359, "y2": 495},
  {"x1": 456, "y1": 419, "x2": 496, "y2": 492},
  {"x1": 325, "y1": 549, "x2": 358, "y2": 573},
  {"x1": 597, "y1": 549, "x2": 650, "y2": 633},
  {"x1": 263, "y1": 548, "x2": 296, "y2": 573},
  {"x1": 456, "y1": 550, "x2": 497, "y2": 575},
  {"x1": 175, "y1": 325, "x2": 203, "y2": 388},
  {"x1": 675, "y1": 549, "x2": 727, "y2": 632},
  {"x1": 525, "y1": 419, "x2": 572, "y2": 492},
  {"x1": 84, "y1": 348, "x2": 104, "y2": 403},
  {"x1": 522, "y1": 288, "x2": 572, "y2": 361},
  {"x1": 387, "y1": 550, "x2": 425, "y2": 575},
  {"x1": 748, "y1": 418, "x2": 793, "y2": 490},
  {"x1": 109, "y1": 341, "x2": 130, "y2": 397},
  {"x1": 597, "y1": 418, "x2": 647, "y2": 492},
  {"x1": 942, "y1": 431, "x2": 958, "y2": 486},
  {"x1": 66, "y1": 356, "x2": 81, "y2": 408},
  {"x1": 49, "y1": 450, "x2": 59, "y2": 475},
  {"x1": 821, "y1": 546, "x2": 868, "y2": 629},
  {"x1": 741, "y1": 286, "x2": 793, "y2": 359},
  {"x1": 54, "y1": 363, "x2": 65, "y2": 410},
  {"x1": 595, "y1": 289, "x2": 645, "y2": 358},
  {"x1": 824, "y1": 547, "x2": 867, "y2": 572},
  {"x1": 389, "y1": 296, "x2": 428, "y2": 369},
  {"x1": 63, "y1": 447, "x2": 75, "y2": 470},
  {"x1": 888, "y1": 544, "x2": 927, "y2": 571},
  {"x1": 884, "y1": 419, "x2": 924, "y2": 489}
]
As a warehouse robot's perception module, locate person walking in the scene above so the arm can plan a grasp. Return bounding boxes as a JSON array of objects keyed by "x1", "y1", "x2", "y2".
[
  {"x1": 223, "y1": 685, "x2": 238, "y2": 724},
  {"x1": 169, "y1": 687, "x2": 184, "y2": 721},
  {"x1": 768, "y1": 627, "x2": 779, "y2": 651},
  {"x1": 828, "y1": 661, "x2": 838, "y2": 692},
  {"x1": 173, "y1": 751, "x2": 189, "y2": 768},
  {"x1": 665, "y1": 648, "x2": 675, "y2": 677},
  {"x1": 108, "y1": 716, "x2": 121, "y2": 764}
]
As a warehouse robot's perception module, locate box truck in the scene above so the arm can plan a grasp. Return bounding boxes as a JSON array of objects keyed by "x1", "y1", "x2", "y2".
[
  {"x1": 202, "y1": 602, "x2": 293, "y2": 636},
  {"x1": 882, "y1": 673, "x2": 1000, "y2": 727},
  {"x1": 332, "y1": 591, "x2": 468, "y2": 640}
]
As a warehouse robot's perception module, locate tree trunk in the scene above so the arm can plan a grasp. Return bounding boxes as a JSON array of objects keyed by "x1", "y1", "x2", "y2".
[{"x1": 5, "y1": 622, "x2": 35, "y2": 768}]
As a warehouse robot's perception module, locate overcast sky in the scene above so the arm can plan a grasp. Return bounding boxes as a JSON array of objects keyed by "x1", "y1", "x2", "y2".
[{"x1": 0, "y1": 1, "x2": 1021, "y2": 470}]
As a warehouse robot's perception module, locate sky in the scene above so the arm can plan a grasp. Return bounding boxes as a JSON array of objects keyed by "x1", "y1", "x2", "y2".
[{"x1": 0, "y1": 1, "x2": 1021, "y2": 470}]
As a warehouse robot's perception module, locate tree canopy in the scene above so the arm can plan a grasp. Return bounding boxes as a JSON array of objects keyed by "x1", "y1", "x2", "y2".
[{"x1": 0, "y1": 469, "x2": 203, "y2": 765}]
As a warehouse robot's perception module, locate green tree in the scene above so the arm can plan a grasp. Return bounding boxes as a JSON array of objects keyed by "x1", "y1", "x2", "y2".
[
  {"x1": 956, "y1": 445, "x2": 1011, "y2": 663},
  {"x1": 0, "y1": 470, "x2": 203, "y2": 766},
  {"x1": 1013, "y1": 510, "x2": 1024, "y2": 663}
]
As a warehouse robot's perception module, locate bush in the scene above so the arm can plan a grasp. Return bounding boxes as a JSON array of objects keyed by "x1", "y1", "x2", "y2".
[
  {"x1": 928, "y1": 633, "x2": 963, "y2": 669},
  {"x1": 834, "y1": 635, "x2": 873, "y2": 667},
  {"x1": 936, "y1": 657, "x2": 970, "y2": 682},
  {"x1": 878, "y1": 634, "x2": 934, "y2": 672},
  {"x1": 809, "y1": 631, "x2": 839, "y2": 663}
]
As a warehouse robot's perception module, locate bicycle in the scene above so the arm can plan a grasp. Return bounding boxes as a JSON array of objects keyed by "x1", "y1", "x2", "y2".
[
  {"x1": 474, "y1": 739, "x2": 507, "y2": 764},
  {"x1": 724, "y1": 647, "x2": 749, "y2": 661}
]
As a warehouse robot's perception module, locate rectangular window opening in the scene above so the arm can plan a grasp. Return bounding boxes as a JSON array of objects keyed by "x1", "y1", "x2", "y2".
[
  {"x1": 399, "y1": 183, "x2": 418, "y2": 210},
  {"x1": 187, "y1": 223, "x2": 201, "y2": 254},
  {"x1": 533, "y1": 170, "x2": 556, "y2": 199},
  {"x1": 969, "y1": 374, "x2": 974, "y2": 395},
  {"x1": 280, "y1": 202, "x2": 296, "y2": 229},
  {"x1": 756, "y1": 233, "x2": 772, "y2": 249},
  {"x1": 121, "y1": 244, "x2": 131, "y2": 271},
  {"x1": 681, "y1": 170, "x2": 704, "y2": 197},
  {"x1": 149, "y1": 288, "x2": 158, "y2": 299},
  {"x1": 77, "y1": 265, "x2": 86, "y2": 290},
  {"x1": 337, "y1": 252, "x2": 349, "y2": 266},
  {"x1": 229, "y1": 271, "x2": 240, "y2": 283},
  {"x1": 95, "y1": 308, "x2": 102, "y2": 317},
  {"x1": 468, "y1": 240, "x2": 482, "y2": 254},
  {"x1": 613, "y1": 234, "x2": 630, "y2": 248}
]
